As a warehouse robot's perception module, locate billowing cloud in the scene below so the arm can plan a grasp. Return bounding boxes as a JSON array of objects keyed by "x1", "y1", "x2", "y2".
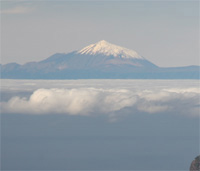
[
  {"x1": 1, "y1": 6, "x2": 33, "y2": 14},
  {"x1": 1, "y1": 87, "x2": 199, "y2": 117}
]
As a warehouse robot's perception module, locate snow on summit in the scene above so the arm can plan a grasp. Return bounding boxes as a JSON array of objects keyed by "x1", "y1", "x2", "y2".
[{"x1": 77, "y1": 40, "x2": 144, "y2": 59}]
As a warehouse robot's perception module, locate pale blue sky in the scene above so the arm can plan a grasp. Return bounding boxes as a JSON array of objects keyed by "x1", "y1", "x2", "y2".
[{"x1": 1, "y1": 1, "x2": 199, "y2": 67}]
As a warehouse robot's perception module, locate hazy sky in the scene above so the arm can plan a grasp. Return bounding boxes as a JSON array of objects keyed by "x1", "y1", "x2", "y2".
[{"x1": 1, "y1": 1, "x2": 199, "y2": 67}]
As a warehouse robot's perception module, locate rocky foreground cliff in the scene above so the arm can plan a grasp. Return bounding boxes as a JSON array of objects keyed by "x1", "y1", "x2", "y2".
[{"x1": 190, "y1": 155, "x2": 200, "y2": 171}]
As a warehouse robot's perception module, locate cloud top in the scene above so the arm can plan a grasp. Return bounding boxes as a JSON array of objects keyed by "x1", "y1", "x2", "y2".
[{"x1": 1, "y1": 87, "x2": 199, "y2": 117}]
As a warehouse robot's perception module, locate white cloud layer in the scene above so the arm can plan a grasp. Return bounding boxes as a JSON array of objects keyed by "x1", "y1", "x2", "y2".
[{"x1": 1, "y1": 87, "x2": 199, "y2": 117}]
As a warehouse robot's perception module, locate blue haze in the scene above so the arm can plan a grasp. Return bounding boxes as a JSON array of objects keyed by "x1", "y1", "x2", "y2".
[
  {"x1": 1, "y1": 113, "x2": 199, "y2": 170},
  {"x1": 1, "y1": 79, "x2": 199, "y2": 170}
]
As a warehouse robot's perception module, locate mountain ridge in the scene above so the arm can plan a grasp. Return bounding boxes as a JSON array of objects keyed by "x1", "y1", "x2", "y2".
[{"x1": 1, "y1": 40, "x2": 199, "y2": 79}]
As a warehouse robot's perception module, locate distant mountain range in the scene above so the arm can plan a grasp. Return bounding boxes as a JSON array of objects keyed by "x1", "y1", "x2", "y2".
[{"x1": 1, "y1": 40, "x2": 199, "y2": 79}]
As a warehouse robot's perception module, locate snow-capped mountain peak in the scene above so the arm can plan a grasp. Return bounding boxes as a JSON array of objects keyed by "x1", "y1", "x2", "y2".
[{"x1": 77, "y1": 40, "x2": 144, "y2": 59}]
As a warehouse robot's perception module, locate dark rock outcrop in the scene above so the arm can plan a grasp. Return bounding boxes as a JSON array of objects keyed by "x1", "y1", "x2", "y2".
[{"x1": 190, "y1": 155, "x2": 200, "y2": 171}]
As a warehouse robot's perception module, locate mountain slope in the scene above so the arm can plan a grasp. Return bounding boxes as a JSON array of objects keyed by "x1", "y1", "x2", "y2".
[
  {"x1": 1, "y1": 40, "x2": 199, "y2": 79},
  {"x1": 39, "y1": 40, "x2": 157, "y2": 70}
]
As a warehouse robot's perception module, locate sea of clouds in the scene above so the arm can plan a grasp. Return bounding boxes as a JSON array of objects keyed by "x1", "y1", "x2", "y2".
[{"x1": 1, "y1": 79, "x2": 199, "y2": 117}]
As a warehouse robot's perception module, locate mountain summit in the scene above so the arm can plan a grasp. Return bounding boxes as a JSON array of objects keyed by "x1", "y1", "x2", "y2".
[
  {"x1": 77, "y1": 40, "x2": 143, "y2": 59},
  {"x1": 1, "y1": 40, "x2": 199, "y2": 79},
  {"x1": 39, "y1": 40, "x2": 156, "y2": 70}
]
